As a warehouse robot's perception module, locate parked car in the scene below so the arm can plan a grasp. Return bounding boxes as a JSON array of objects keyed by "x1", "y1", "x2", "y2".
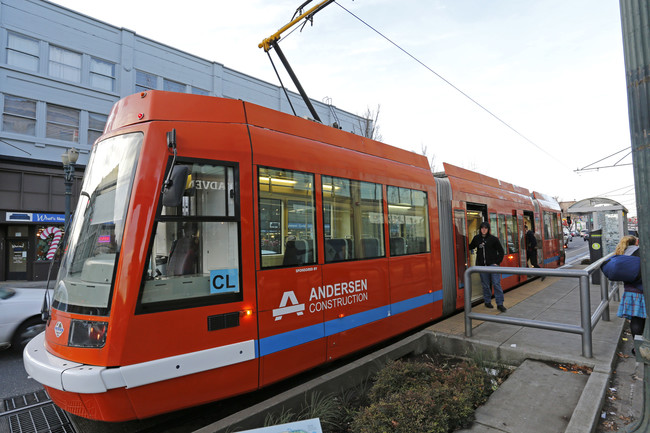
[
  {"x1": 580, "y1": 229, "x2": 589, "y2": 240},
  {"x1": 0, "y1": 287, "x2": 47, "y2": 351}
]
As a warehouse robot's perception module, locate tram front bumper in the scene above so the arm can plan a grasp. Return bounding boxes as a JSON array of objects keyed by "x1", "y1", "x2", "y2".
[{"x1": 23, "y1": 332, "x2": 125, "y2": 393}]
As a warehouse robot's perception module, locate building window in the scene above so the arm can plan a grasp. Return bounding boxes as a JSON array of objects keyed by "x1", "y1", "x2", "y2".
[
  {"x1": 46, "y1": 104, "x2": 79, "y2": 142},
  {"x1": 7, "y1": 32, "x2": 39, "y2": 71},
  {"x1": 163, "y1": 78, "x2": 185, "y2": 93},
  {"x1": 192, "y1": 87, "x2": 209, "y2": 96},
  {"x1": 136, "y1": 70, "x2": 157, "y2": 92},
  {"x1": 3, "y1": 95, "x2": 36, "y2": 136},
  {"x1": 90, "y1": 57, "x2": 115, "y2": 92},
  {"x1": 49, "y1": 46, "x2": 81, "y2": 82},
  {"x1": 36, "y1": 226, "x2": 65, "y2": 261},
  {"x1": 88, "y1": 112, "x2": 107, "y2": 144}
]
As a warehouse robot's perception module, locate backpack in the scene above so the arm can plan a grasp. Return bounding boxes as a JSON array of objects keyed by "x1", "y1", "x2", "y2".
[{"x1": 601, "y1": 255, "x2": 642, "y2": 283}]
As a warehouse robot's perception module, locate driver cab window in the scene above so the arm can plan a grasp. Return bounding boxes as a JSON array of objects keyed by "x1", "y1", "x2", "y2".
[{"x1": 139, "y1": 160, "x2": 241, "y2": 311}]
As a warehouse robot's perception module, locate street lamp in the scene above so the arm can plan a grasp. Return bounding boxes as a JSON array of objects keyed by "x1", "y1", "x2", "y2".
[{"x1": 61, "y1": 147, "x2": 79, "y2": 227}]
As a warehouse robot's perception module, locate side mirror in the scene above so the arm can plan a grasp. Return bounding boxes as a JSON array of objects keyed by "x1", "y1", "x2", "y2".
[{"x1": 162, "y1": 166, "x2": 190, "y2": 207}]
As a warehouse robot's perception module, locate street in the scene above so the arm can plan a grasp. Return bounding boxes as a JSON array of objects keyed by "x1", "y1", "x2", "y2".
[
  {"x1": 0, "y1": 348, "x2": 42, "y2": 400},
  {"x1": 564, "y1": 234, "x2": 590, "y2": 264}
]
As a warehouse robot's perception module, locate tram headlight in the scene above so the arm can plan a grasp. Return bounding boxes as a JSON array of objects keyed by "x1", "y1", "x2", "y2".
[{"x1": 69, "y1": 320, "x2": 108, "y2": 348}]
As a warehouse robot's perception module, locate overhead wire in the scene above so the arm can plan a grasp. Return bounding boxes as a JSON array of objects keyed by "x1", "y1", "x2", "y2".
[
  {"x1": 575, "y1": 147, "x2": 632, "y2": 172},
  {"x1": 333, "y1": 1, "x2": 567, "y2": 167}
]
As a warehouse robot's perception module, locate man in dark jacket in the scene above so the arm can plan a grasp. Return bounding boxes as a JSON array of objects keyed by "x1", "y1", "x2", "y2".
[
  {"x1": 469, "y1": 221, "x2": 506, "y2": 311},
  {"x1": 524, "y1": 224, "x2": 540, "y2": 268}
]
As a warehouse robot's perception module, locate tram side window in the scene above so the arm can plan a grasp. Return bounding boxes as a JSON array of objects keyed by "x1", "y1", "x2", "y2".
[
  {"x1": 258, "y1": 167, "x2": 317, "y2": 268},
  {"x1": 543, "y1": 211, "x2": 558, "y2": 240},
  {"x1": 387, "y1": 186, "x2": 430, "y2": 256},
  {"x1": 140, "y1": 161, "x2": 241, "y2": 308},
  {"x1": 544, "y1": 212, "x2": 551, "y2": 239},
  {"x1": 322, "y1": 176, "x2": 385, "y2": 262},
  {"x1": 506, "y1": 215, "x2": 518, "y2": 253},
  {"x1": 489, "y1": 212, "x2": 497, "y2": 236},
  {"x1": 497, "y1": 214, "x2": 507, "y2": 254}
]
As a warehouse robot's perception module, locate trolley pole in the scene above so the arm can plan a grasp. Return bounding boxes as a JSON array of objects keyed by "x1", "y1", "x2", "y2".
[{"x1": 619, "y1": 1, "x2": 650, "y2": 431}]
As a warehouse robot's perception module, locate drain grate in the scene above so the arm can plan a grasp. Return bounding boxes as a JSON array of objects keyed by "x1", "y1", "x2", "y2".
[
  {"x1": 0, "y1": 391, "x2": 76, "y2": 433},
  {"x1": 2, "y1": 390, "x2": 50, "y2": 413},
  {"x1": 7, "y1": 404, "x2": 75, "y2": 433}
]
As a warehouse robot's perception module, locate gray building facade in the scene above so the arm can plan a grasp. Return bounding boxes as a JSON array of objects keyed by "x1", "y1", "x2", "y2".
[{"x1": 0, "y1": 0, "x2": 365, "y2": 281}]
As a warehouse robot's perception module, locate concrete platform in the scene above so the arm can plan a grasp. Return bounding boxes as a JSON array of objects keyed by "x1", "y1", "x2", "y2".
[{"x1": 196, "y1": 270, "x2": 636, "y2": 433}]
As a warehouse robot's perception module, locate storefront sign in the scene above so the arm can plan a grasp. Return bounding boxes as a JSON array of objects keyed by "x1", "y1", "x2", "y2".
[{"x1": 6, "y1": 212, "x2": 65, "y2": 223}]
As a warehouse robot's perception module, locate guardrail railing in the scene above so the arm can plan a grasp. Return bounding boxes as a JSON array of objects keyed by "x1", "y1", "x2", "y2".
[{"x1": 464, "y1": 252, "x2": 617, "y2": 358}]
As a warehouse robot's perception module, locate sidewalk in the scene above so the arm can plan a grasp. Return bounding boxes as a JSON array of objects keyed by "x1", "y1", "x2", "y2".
[
  {"x1": 429, "y1": 271, "x2": 636, "y2": 433},
  {"x1": 199, "y1": 269, "x2": 637, "y2": 433}
]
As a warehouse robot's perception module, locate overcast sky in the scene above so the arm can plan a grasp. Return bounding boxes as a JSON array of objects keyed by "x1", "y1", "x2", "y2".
[{"x1": 53, "y1": 0, "x2": 637, "y2": 216}]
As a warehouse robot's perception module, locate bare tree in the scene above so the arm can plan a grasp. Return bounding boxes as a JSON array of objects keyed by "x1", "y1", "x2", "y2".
[
  {"x1": 355, "y1": 105, "x2": 382, "y2": 141},
  {"x1": 420, "y1": 144, "x2": 438, "y2": 173}
]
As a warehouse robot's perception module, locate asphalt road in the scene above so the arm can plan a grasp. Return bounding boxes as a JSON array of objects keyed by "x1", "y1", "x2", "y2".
[
  {"x1": 564, "y1": 234, "x2": 590, "y2": 264},
  {"x1": 0, "y1": 347, "x2": 42, "y2": 400}
]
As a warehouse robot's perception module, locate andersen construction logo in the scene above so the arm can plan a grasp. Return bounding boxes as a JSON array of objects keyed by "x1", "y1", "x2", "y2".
[{"x1": 272, "y1": 279, "x2": 369, "y2": 320}]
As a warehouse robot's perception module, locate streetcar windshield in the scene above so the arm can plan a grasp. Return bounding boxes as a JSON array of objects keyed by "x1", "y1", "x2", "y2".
[{"x1": 53, "y1": 132, "x2": 143, "y2": 316}]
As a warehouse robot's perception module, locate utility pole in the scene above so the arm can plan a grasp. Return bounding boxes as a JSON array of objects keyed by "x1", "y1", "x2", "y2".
[{"x1": 619, "y1": 1, "x2": 650, "y2": 431}]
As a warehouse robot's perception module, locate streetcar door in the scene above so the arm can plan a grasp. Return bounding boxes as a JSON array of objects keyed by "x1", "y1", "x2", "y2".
[
  {"x1": 452, "y1": 209, "x2": 468, "y2": 304},
  {"x1": 465, "y1": 209, "x2": 485, "y2": 301},
  {"x1": 134, "y1": 157, "x2": 260, "y2": 407},
  {"x1": 255, "y1": 167, "x2": 324, "y2": 387}
]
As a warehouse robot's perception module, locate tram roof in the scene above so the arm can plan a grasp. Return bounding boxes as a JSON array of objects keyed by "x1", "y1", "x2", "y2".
[
  {"x1": 441, "y1": 162, "x2": 534, "y2": 205},
  {"x1": 105, "y1": 91, "x2": 430, "y2": 171}
]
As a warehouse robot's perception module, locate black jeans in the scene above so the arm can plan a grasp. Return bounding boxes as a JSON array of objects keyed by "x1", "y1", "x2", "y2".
[{"x1": 527, "y1": 249, "x2": 540, "y2": 268}]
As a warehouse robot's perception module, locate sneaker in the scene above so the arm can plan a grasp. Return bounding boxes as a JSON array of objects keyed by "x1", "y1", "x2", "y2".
[{"x1": 497, "y1": 305, "x2": 507, "y2": 312}]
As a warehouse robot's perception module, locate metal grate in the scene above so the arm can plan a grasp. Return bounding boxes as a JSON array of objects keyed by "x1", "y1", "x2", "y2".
[
  {"x1": 2, "y1": 390, "x2": 50, "y2": 413},
  {"x1": 7, "y1": 404, "x2": 75, "y2": 433},
  {"x1": 1, "y1": 391, "x2": 76, "y2": 433}
]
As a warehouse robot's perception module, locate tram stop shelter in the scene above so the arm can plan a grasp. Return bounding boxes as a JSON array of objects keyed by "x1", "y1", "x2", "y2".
[{"x1": 568, "y1": 198, "x2": 628, "y2": 282}]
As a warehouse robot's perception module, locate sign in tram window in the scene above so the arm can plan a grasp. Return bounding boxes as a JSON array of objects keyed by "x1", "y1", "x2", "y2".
[
  {"x1": 258, "y1": 167, "x2": 316, "y2": 268},
  {"x1": 387, "y1": 186, "x2": 430, "y2": 256}
]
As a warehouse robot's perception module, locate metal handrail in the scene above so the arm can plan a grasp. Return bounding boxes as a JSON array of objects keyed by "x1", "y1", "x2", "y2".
[{"x1": 464, "y1": 252, "x2": 616, "y2": 358}]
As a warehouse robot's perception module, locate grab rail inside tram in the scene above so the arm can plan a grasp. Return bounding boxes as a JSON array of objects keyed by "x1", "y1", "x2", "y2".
[{"x1": 463, "y1": 252, "x2": 616, "y2": 358}]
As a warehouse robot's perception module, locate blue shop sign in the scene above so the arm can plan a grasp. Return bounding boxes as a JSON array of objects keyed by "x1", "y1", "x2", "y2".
[{"x1": 6, "y1": 212, "x2": 65, "y2": 223}]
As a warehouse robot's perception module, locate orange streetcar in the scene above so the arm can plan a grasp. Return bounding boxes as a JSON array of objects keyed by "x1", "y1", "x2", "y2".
[{"x1": 24, "y1": 91, "x2": 563, "y2": 421}]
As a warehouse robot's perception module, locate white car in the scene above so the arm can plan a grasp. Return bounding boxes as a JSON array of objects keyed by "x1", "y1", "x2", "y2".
[{"x1": 0, "y1": 287, "x2": 48, "y2": 351}]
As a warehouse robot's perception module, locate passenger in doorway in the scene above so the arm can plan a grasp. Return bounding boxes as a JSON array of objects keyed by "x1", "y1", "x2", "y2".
[
  {"x1": 524, "y1": 224, "x2": 545, "y2": 281},
  {"x1": 469, "y1": 221, "x2": 507, "y2": 312},
  {"x1": 615, "y1": 235, "x2": 645, "y2": 354}
]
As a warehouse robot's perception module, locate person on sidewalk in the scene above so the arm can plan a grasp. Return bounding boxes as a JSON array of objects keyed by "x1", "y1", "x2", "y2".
[
  {"x1": 524, "y1": 224, "x2": 545, "y2": 281},
  {"x1": 613, "y1": 235, "x2": 645, "y2": 353},
  {"x1": 469, "y1": 221, "x2": 507, "y2": 312}
]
